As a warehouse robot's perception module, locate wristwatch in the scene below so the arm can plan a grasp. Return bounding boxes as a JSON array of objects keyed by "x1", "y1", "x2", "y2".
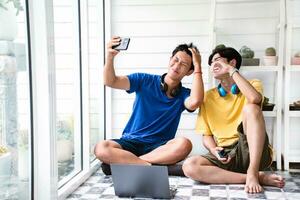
[{"x1": 229, "y1": 68, "x2": 239, "y2": 77}]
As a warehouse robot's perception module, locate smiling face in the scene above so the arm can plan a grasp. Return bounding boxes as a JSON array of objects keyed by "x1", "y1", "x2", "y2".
[
  {"x1": 167, "y1": 51, "x2": 193, "y2": 81},
  {"x1": 210, "y1": 53, "x2": 232, "y2": 79}
]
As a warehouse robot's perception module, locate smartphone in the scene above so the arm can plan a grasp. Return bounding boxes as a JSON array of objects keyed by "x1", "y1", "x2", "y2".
[
  {"x1": 113, "y1": 37, "x2": 130, "y2": 50},
  {"x1": 217, "y1": 149, "x2": 228, "y2": 158}
]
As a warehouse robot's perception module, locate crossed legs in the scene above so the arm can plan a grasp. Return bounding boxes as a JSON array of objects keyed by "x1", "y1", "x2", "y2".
[
  {"x1": 182, "y1": 104, "x2": 284, "y2": 193},
  {"x1": 94, "y1": 137, "x2": 192, "y2": 165}
]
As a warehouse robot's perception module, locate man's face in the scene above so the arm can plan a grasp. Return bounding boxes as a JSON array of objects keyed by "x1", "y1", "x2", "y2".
[
  {"x1": 210, "y1": 53, "x2": 229, "y2": 79},
  {"x1": 168, "y1": 51, "x2": 192, "y2": 80}
]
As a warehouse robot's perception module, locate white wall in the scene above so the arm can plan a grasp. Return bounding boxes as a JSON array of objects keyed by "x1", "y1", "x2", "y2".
[{"x1": 108, "y1": 0, "x2": 299, "y2": 156}]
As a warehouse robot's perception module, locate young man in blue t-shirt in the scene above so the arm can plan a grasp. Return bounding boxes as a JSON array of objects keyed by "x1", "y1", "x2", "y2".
[{"x1": 94, "y1": 36, "x2": 204, "y2": 173}]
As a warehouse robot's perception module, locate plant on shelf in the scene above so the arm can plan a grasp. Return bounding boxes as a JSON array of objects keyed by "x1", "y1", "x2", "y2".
[
  {"x1": 0, "y1": 0, "x2": 23, "y2": 40},
  {"x1": 291, "y1": 51, "x2": 300, "y2": 65},
  {"x1": 57, "y1": 117, "x2": 74, "y2": 162},
  {"x1": 262, "y1": 96, "x2": 275, "y2": 111},
  {"x1": 263, "y1": 47, "x2": 278, "y2": 66},
  {"x1": 239, "y1": 45, "x2": 260, "y2": 66},
  {"x1": 0, "y1": 145, "x2": 12, "y2": 176},
  {"x1": 0, "y1": 0, "x2": 23, "y2": 15}
]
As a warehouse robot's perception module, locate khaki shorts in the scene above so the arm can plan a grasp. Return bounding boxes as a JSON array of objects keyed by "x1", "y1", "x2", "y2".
[{"x1": 202, "y1": 122, "x2": 273, "y2": 173}]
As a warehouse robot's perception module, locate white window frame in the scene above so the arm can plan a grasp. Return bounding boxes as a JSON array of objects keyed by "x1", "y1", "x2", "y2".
[{"x1": 28, "y1": 0, "x2": 106, "y2": 199}]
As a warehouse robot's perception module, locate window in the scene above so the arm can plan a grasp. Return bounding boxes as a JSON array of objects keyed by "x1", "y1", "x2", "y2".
[{"x1": 0, "y1": 0, "x2": 31, "y2": 199}]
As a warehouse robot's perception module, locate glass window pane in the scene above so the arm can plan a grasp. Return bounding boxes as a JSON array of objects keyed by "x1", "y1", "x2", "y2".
[
  {"x1": 53, "y1": 0, "x2": 82, "y2": 184},
  {"x1": 0, "y1": 0, "x2": 31, "y2": 199},
  {"x1": 88, "y1": 0, "x2": 105, "y2": 162}
]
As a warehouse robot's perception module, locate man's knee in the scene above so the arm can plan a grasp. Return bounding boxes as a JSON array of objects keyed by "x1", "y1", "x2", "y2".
[
  {"x1": 173, "y1": 137, "x2": 193, "y2": 157},
  {"x1": 94, "y1": 140, "x2": 112, "y2": 162},
  {"x1": 243, "y1": 103, "x2": 262, "y2": 118},
  {"x1": 182, "y1": 156, "x2": 203, "y2": 178}
]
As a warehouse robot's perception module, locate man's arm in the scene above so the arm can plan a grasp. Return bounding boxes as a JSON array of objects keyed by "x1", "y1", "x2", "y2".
[
  {"x1": 214, "y1": 61, "x2": 262, "y2": 105},
  {"x1": 104, "y1": 36, "x2": 130, "y2": 90},
  {"x1": 230, "y1": 71, "x2": 262, "y2": 105},
  {"x1": 184, "y1": 48, "x2": 204, "y2": 111}
]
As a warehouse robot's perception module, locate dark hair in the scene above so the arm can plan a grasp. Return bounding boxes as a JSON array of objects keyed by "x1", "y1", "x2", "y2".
[
  {"x1": 172, "y1": 43, "x2": 199, "y2": 71},
  {"x1": 208, "y1": 46, "x2": 242, "y2": 70}
]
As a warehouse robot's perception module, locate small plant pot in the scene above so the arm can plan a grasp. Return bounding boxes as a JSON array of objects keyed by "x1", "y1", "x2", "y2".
[
  {"x1": 262, "y1": 103, "x2": 275, "y2": 111},
  {"x1": 57, "y1": 140, "x2": 73, "y2": 162},
  {"x1": 263, "y1": 56, "x2": 278, "y2": 66},
  {"x1": 291, "y1": 57, "x2": 300, "y2": 65},
  {"x1": 241, "y1": 58, "x2": 260, "y2": 66}
]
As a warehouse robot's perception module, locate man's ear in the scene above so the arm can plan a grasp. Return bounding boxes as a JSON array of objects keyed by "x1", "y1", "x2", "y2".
[{"x1": 229, "y1": 59, "x2": 237, "y2": 67}]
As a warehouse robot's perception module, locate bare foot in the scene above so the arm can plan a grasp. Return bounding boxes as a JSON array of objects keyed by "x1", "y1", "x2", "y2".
[
  {"x1": 259, "y1": 172, "x2": 285, "y2": 188},
  {"x1": 245, "y1": 173, "x2": 263, "y2": 193}
]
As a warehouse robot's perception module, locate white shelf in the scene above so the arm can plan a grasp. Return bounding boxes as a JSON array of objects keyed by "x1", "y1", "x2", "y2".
[
  {"x1": 216, "y1": 0, "x2": 277, "y2": 4},
  {"x1": 289, "y1": 150, "x2": 300, "y2": 162},
  {"x1": 240, "y1": 66, "x2": 281, "y2": 72},
  {"x1": 287, "y1": 66, "x2": 300, "y2": 71},
  {"x1": 263, "y1": 111, "x2": 277, "y2": 117},
  {"x1": 288, "y1": 111, "x2": 300, "y2": 117}
]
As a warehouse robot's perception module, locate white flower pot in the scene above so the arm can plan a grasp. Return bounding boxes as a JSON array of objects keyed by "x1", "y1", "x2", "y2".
[
  {"x1": 0, "y1": 3, "x2": 18, "y2": 41},
  {"x1": 57, "y1": 140, "x2": 73, "y2": 162},
  {"x1": 0, "y1": 152, "x2": 12, "y2": 176},
  {"x1": 291, "y1": 57, "x2": 300, "y2": 65},
  {"x1": 263, "y1": 56, "x2": 278, "y2": 66}
]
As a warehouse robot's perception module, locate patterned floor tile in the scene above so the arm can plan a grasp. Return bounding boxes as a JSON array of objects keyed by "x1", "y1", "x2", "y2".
[{"x1": 67, "y1": 168, "x2": 300, "y2": 200}]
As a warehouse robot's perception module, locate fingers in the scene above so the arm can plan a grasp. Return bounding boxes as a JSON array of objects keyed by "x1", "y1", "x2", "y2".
[
  {"x1": 107, "y1": 37, "x2": 121, "y2": 49},
  {"x1": 215, "y1": 146, "x2": 223, "y2": 151}
]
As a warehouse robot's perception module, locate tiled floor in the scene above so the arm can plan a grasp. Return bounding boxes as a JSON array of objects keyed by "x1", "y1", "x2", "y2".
[{"x1": 67, "y1": 168, "x2": 300, "y2": 200}]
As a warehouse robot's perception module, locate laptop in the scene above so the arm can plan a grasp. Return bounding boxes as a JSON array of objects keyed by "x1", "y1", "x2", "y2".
[{"x1": 111, "y1": 164, "x2": 176, "y2": 199}]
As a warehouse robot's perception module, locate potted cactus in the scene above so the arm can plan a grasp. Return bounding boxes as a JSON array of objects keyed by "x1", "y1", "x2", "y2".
[
  {"x1": 291, "y1": 51, "x2": 300, "y2": 65},
  {"x1": 263, "y1": 47, "x2": 278, "y2": 66},
  {"x1": 239, "y1": 46, "x2": 260, "y2": 66},
  {"x1": 0, "y1": 146, "x2": 12, "y2": 177},
  {"x1": 262, "y1": 96, "x2": 275, "y2": 111},
  {"x1": 57, "y1": 117, "x2": 74, "y2": 162}
]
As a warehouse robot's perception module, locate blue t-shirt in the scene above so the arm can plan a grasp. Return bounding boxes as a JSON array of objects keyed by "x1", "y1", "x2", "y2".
[{"x1": 121, "y1": 73, "x2": 191, "y2": 144}]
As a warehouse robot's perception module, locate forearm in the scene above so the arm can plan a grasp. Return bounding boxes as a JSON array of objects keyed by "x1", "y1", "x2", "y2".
[
  {"x1": 203, "y1": 135, "x2": 217, "y2": 154},
  {"x1": 189, "y1": 72, "x2": 204, "y2": 109},
  {"x1": 103, "y1": 55, "x2": 117, "y2": 86},
  {"x1": 232, "y1": 72, "x2": 262, "y2": 104}
]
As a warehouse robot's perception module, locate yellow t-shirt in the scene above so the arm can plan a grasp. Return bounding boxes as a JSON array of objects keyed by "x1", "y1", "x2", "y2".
[{"x1": 195, "y1": 79, "x2": 263, "y2": 147}]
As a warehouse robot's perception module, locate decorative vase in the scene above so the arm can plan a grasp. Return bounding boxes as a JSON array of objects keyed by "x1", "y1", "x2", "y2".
[
  {"x1": 263, "y1": 56, "x2": 278, "y2": 66},
  {"x1": 0, "y1": 3, "x2": 18, "y2": 41}
]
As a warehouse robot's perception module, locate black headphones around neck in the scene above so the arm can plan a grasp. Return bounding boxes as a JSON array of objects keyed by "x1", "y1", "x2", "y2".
[{"x1": 160, "y1": 73, "x2": 182, "y2": 97}]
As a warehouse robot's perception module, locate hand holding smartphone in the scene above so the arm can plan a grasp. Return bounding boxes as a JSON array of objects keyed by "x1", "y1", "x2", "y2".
[
  {"x1": 113, "y1": 37, "x2": 130, "y2": 50},
  {"x1": 217, "y1": 149, "x2": 228, "y2": 159}
]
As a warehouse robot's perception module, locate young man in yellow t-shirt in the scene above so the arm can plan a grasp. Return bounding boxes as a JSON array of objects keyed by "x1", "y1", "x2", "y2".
[{"x1": 182, "y1": 46, "x2": 285, "y2": 193}]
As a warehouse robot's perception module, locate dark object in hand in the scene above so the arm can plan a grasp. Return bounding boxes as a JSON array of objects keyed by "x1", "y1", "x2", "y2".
[
  {"x1": 217, "y1": 149, "x2": 228, "y2": 158},
  {"x1": 112, "y1": 37, "x2": 130, "y2": 50}
]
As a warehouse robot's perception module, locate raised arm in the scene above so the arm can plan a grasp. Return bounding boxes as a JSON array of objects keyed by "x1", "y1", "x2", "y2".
[
  {"x1": 213, "y1": 61, "x2": 262, "y2": 105},
  {"x1": 104, "y1": 36, "x2": 130, "y2": 90},
  {"x1": 184, "y1": 48, "x2": 204, "y2": 111}
]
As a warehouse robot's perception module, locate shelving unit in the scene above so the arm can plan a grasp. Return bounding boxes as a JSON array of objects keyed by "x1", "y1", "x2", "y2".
[
  {"x1": 210, "y1": 0, "x2": 285, "y2": 169},
  {"x1": 284, "y1": 0, "x2": 300, "y2": 170}
]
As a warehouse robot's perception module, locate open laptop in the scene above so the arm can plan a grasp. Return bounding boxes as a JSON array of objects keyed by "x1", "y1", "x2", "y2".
[{"x1": 111, "y1": 164, "x2": 176, "y2": 199}]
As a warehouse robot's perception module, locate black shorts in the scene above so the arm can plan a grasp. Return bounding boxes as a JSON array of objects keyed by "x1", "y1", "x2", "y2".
[{"x1": 112, "y1": 138, "x2": 168, "y2": 157}]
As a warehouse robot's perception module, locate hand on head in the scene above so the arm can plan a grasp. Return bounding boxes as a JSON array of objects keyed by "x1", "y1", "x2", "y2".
[{"x1": 188, "y1": 47, "x2": 202, "y2": 73}]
